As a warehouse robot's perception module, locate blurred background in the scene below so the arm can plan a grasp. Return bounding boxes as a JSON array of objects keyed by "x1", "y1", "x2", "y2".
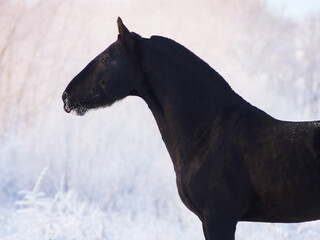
[{"x1": 0, "y1": 0, "x2": 320, "y2": 239}]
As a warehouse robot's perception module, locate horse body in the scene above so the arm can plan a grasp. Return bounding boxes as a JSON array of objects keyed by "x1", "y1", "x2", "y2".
[
  {"x1": 63, "y1": 18, "x2": 320, "y2": 239},
  {"x1": 139, "y1": 35, "x2": 320, "y2": 223}
]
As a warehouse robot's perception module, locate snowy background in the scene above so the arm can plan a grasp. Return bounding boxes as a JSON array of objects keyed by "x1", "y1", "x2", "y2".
[{"x1": 0, "y1": 0, "x2": 320, "y2": 239}]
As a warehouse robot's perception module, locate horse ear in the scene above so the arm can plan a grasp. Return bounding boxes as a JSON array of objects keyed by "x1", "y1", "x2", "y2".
[{"x1": 117, "y1": 17, "x2": 134, "y2": 48}]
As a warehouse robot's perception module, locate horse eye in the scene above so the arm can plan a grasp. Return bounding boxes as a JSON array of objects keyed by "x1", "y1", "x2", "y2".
[{"x1": 102, "y1": 56, "x2": 112, "y2": 63}]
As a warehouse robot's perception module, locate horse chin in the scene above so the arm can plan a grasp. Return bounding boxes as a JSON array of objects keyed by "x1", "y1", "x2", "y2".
[{"x1": 73, "y1": 106, "x2": 88, "y2": 116}]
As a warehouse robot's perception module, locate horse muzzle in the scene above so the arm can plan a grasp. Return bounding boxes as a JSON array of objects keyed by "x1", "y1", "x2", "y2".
[{"x1": 62, "y1": 91, "x2": 88, "y2": 116}]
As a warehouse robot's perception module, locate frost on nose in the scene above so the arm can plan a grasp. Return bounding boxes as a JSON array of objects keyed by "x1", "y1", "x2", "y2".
[
  {"x1": 62, "y1": 92, "x2": 72, "y2": 113},
  {"x1": 64, "y1": 101, "x2": 72, "y2": 113}
]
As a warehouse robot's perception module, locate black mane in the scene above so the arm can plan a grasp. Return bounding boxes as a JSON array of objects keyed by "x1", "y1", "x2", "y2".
[{"x1": 148, "y1": 35, "x2": 232, "y2": 91}]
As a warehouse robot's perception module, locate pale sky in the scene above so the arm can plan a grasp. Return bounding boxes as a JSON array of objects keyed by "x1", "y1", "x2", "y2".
[{"x1": 267, "y1": 0, "x2": 320, "y2": 18}]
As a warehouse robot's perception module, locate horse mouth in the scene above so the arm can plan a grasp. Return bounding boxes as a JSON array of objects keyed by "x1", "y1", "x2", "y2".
[{"x1": 64, "y1": 102, "x2": 87, "y2": 116}]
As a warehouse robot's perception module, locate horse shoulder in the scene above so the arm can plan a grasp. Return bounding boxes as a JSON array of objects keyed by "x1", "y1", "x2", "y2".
[{"x1": 176, "y1": 104, "x2": 257, "y2": 218}]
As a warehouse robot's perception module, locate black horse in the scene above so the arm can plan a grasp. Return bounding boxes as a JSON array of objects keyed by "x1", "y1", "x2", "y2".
[{"x1": 63, "y1": 18, "x2": 320, "y2": 240}]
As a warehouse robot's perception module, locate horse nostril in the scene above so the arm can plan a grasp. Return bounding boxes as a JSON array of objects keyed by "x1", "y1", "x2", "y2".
[{"x1": 62, "y1": 92, "x2": 68, "y2": 101}]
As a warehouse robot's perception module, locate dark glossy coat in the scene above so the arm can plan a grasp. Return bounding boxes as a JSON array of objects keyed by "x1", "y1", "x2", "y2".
[{"x1": 63, "y1": 18, "x2": 320, "y2": 240}]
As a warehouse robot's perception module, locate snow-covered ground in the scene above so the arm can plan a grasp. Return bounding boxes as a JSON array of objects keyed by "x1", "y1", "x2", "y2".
[{"x1": 1, "y1": 0, "x2": 320, "y2": 239}]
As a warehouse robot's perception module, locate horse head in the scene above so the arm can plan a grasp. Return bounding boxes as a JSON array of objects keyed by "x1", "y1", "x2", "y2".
[{"x1": 62, "y1": 18, "x2": 143, "y2": 115}]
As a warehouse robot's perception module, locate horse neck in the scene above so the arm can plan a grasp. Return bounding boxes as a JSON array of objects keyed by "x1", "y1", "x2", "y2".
[{"x1": 136, "y1": 38, "x2": 245, "y2": 166}]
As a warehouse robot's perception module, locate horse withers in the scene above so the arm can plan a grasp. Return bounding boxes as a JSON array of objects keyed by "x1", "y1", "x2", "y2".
[{"x1": 62, "y1": 18, "x2": 320, "y2": 240}]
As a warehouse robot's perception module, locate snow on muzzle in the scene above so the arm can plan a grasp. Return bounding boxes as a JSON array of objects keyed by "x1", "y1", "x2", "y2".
[{"x1": 62, "y1": 92, "x2": 72, "y2": 113}]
